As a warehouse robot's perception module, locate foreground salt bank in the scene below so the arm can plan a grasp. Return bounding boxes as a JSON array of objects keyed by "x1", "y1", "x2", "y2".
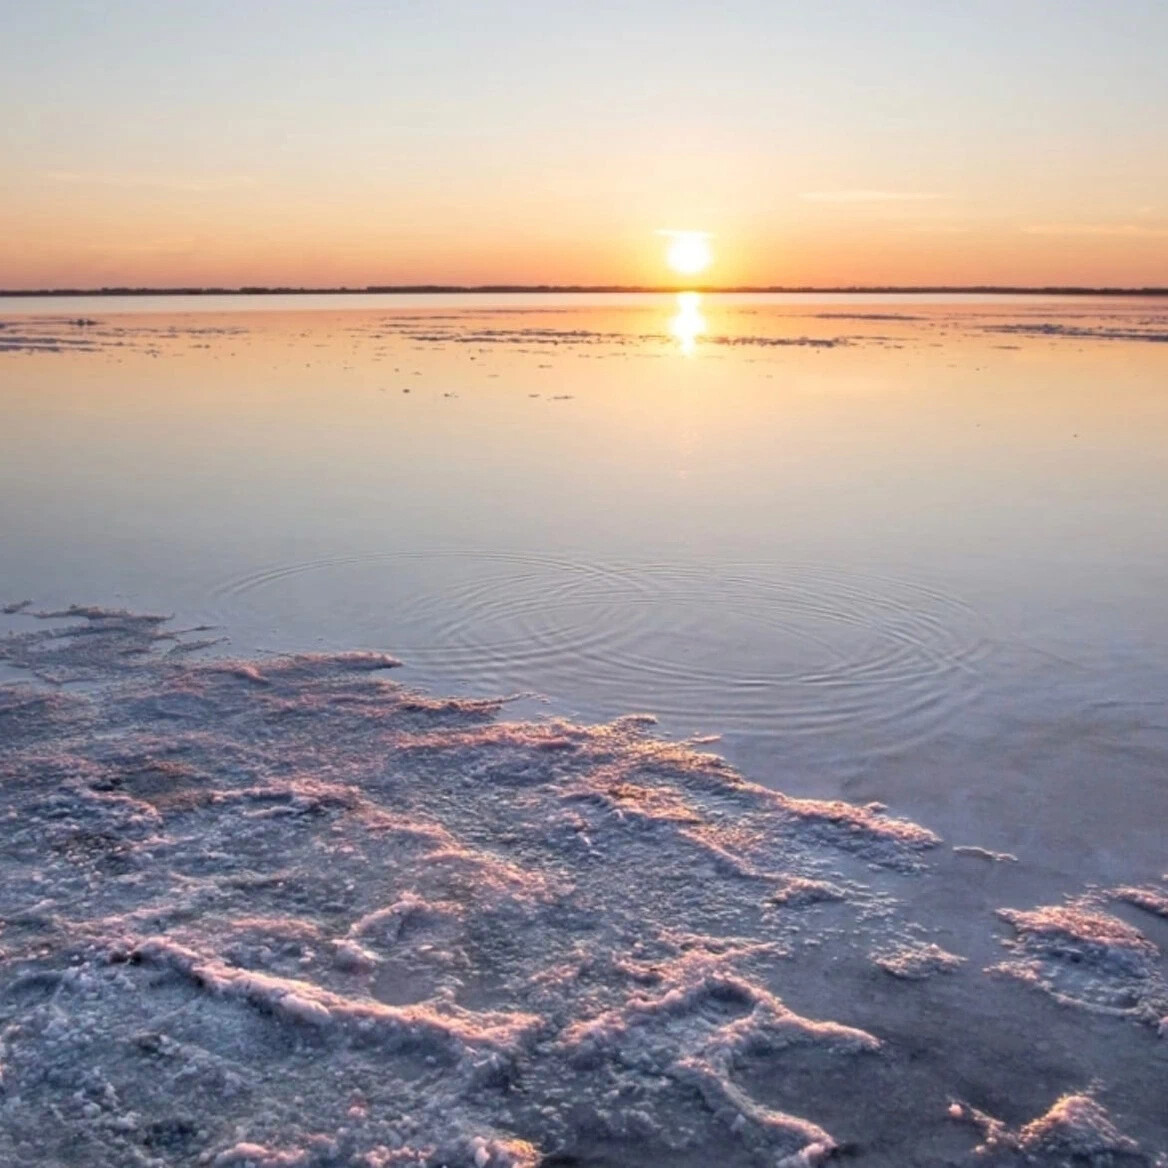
[{"x1": 0, "y1": 606, "x2": 1165, "y2": 1167}]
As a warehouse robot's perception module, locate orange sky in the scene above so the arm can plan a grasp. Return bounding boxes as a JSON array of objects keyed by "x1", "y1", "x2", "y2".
[{"x1": 3, "y1": 2, "x2": 1167, "y2": 289}]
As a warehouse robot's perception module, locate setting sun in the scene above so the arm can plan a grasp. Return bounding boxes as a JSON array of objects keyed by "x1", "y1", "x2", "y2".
[{"x1": 662, "y1": 231, "x2": 713, "y2": 277}]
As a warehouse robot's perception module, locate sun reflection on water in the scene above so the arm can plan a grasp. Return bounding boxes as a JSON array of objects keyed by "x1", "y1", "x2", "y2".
[{"x1": 669, "y1": 291, "x2": 706, "y2": 356}]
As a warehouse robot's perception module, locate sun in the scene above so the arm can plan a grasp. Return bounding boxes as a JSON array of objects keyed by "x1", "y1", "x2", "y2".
[{"x1": 661, "y1": 230, "x2": 712, "y2": 278}]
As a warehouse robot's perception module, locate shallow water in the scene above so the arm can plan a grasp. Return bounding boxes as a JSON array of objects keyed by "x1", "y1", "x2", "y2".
[
  {"x1": 2, "y1": 294, "x2": 1166, "y2": 874},
  {"x1": 2, "y1": 293, "x2": 1168, "y2": 1164}
]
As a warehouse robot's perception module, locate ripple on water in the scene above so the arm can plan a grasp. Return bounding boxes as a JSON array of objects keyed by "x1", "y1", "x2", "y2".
[{"x1": 210, "y1": 550, "x2": 990, "y2": 741}]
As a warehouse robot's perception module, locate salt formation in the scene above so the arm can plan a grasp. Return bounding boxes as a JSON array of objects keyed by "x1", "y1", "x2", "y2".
[
  {"x1": 992, "y1": 899, "x2": 1168, "y2": 1026},
  {"x1": 953, "y1": 845, "x2": 1017, "y2": 863},
  {"x1": 1113, "y1": 884, "x2": 1168, "y2": 921},
  {"x1": 954, "y1": 1094, "x2": 1159, "y2": 1165},
  {"x1": 870, "y1": 941, "x2": 965, "y2": 980},
  {"x1": 1, "y1": 606, "x2": 1164, "y2": 1165}
]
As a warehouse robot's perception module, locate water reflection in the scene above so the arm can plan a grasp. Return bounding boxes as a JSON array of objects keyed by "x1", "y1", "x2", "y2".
[{"x1": 669, "y1": 291, "x2": 706, "y2": 355}]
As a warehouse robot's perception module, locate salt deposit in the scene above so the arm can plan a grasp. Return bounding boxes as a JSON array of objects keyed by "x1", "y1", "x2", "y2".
[
  {"x1": 954, "y1": 1094, "x2": 1158, "y2": 1165},
  {"x1": 992, "y1": 899, "x2": 1168, "y2": 1026},
  {"x1": 1, "y1": 605, "x2": 1165, "y2": 1165},
  {"x1": 1113, "y1": 884, "x2": 1168, "y2": 920},
  {"x1": 870, "y1": 941, "x2": 965, "y2": 980}
]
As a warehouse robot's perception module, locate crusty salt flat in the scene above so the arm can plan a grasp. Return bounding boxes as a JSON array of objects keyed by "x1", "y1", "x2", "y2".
[{"x1": 1, "y1": 607, "x2": 1164, "y2": 1167}]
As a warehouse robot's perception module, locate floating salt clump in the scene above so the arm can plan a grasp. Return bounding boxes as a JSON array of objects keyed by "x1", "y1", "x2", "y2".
[
  {"x1": 953, "y1": 844, "x2": 1017, "y2": 863},
  {"x1": 871, "y1": 942, "x2": 965, "y2": 980}
]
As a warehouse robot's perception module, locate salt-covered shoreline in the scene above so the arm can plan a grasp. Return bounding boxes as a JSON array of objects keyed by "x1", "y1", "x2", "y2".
[{"x1": 1, "y1": 606, "x2": 1165, "y2": 1166}]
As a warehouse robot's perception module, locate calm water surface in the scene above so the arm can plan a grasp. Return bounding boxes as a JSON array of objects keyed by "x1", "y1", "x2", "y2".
[{"x1": 2, "y1": 292, "x2": 1166, "y2": 891}]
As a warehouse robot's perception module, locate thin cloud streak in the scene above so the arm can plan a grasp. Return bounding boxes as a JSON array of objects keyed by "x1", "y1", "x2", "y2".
[
  {"x1": 1023, "y1": 222, "x2": 1168, "y2": 238},
  {"x1": 45, "y1": 171, "x2": 256, "y2": 192},
  {"x1": 800, "y1": 190, "x2": 944, "y2": 203},
  {"x1": 81, "y1": 238, "x2": 199, "y2": 254}
]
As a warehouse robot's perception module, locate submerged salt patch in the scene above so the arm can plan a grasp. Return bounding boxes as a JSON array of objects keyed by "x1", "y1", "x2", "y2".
[
  {"x1": 769, "y1": 875, "x2": 848, "y2": 907},
  {"x1": 992, "y1": 899, "x2": 1168, "y2": 1027},
  {"x1": 953, "y1": 844, "x2": 1018, "y2": 863},
  {"x1": 1114, "y1": 885, "x2": 1168, "y2": 920},
  {"x1": 871, "y1": 941, "x2": 965, "y2": 980}
]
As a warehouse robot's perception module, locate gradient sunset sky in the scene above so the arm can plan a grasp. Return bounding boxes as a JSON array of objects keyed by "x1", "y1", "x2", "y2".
[{"x1": 3, "y1": 0, "x2": 1167, "y2": 289}]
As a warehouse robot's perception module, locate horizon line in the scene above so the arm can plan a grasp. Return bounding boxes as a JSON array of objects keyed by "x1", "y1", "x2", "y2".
[{"x1": 2, "y1": 283, "x2": 1168, "y2": 298}]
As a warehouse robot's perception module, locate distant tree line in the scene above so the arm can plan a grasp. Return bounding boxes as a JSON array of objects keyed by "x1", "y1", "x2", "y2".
[{"x1": 2, "y1": 284, "x2": 1166, "y2": 297}]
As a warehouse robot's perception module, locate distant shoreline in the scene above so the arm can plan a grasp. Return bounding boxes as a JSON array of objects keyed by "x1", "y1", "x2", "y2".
[{"x1": 2, "y1": 284, "x2": 1167, "y2": 298}]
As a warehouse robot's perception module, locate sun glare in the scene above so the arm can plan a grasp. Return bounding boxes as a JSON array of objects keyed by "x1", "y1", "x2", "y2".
[
  {"x1": 661, "y1": 230, "x2": 712, "y2": 278},
  {"x1": 669, "y1": 291, "x2": 706, "y2": 356}
]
